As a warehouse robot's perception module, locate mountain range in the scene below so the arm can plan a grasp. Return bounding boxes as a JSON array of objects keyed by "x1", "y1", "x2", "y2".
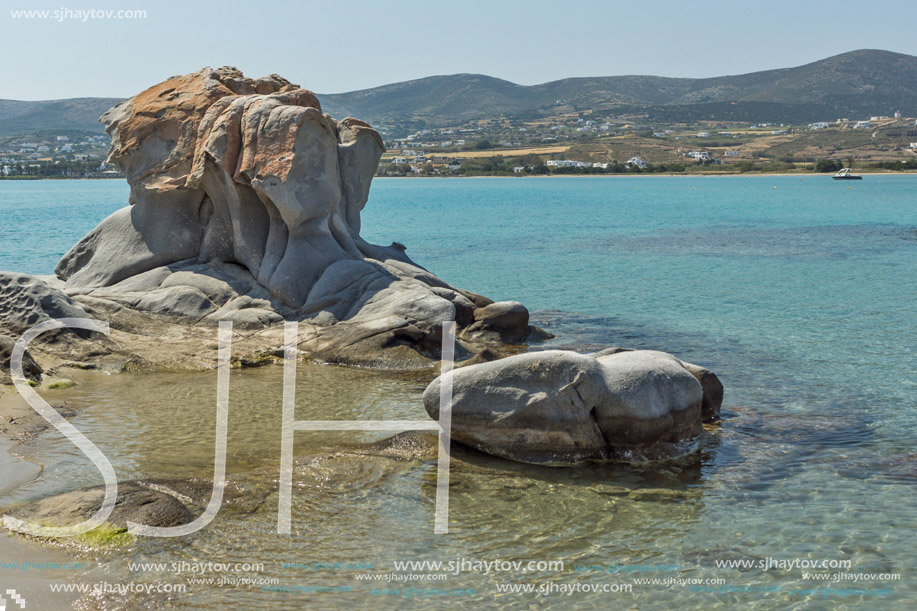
[
  {"x1": 319, "y1": 50, "x2": 917, "y2": 126},
  {"x1": 1, "y1": 49, "x2": 915, "y2": 139},
  {"x1": 0, "y1": 97, "x2": 122, "y2": 137}
]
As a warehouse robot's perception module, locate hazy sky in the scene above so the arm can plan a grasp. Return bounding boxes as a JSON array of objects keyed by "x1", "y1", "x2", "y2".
[{"x1": 3, "y1": 0, "x2": 916, "y2": 100}]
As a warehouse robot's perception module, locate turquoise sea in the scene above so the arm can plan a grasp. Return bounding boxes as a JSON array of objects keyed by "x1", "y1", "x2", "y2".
[{"x1": 0, "y1": 176, "x2": 914, "y2": 609}]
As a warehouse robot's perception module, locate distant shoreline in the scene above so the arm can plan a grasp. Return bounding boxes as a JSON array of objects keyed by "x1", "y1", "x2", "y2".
[
  {"x1": 376, "y1": 171, "x2": 917, "y2": 178},
  {"x1": 2, "y1": 171, "x2": 916, "y2": 182}
]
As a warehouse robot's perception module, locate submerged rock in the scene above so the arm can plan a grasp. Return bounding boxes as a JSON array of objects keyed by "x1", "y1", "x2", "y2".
[
  {"x1": 627, "y1": 488, "x2": 696, "y2": 503},
  {"x1": 7, "y1": 481, "x2": 193, "y2": 533},
  {"x1": 423, "y1": 349, "x2": 723, "y2": 465}
]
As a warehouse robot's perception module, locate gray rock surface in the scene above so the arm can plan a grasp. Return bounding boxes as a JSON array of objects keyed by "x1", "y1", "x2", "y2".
[
  {"x1": 0, "y1": 334, "x2": 42, "y2": 384},
  {"x1": 590, "y1": 346, "x2": 723, "y2": 422},
  {"x1": 423, "y1": 349, "x2": 718, "y2": 465},
  {"x1": 0, "y1": 272, "x2": 91, "y2": 336},
  {"x1": 681, "y1": 361, "x2": 724, "y2": 422},
  {"x1": 8, "y1": 481, "x2": 192, "y2": 531},
  {"x1": 462, "y1": 301, "x2": 530, "y2": 344}
]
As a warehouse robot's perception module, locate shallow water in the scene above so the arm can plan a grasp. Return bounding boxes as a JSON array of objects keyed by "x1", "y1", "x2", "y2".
[{"x1": 0, "y1": 176, "x2": 915, "y2": 609}]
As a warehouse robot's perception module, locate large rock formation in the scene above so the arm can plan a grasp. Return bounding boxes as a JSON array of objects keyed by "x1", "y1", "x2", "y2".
[
  {"x1": 423, "y1": 349, "x2": 722, "y2": 465},
  {"x1": 0, "y1": 67, "x2": 538, "y2": 373}
]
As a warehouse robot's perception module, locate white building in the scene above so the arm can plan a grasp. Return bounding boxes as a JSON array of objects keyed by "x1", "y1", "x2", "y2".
[
  {"x1": 854, "y1": 121, "x2": 871, "y2": 129},
  {"x1": 1, "y1": 165, "x2": 11, "y2": 175},
  {"x1": 686, "y1": 151, "x2": 709, "y2": 161},
  {"x1": 697, "y1": 132, "x2": 709, "y2": 138},
  {"x1": 870, "y1": 116, "x2": 889, "y2": 121},
  {"x1": 513, "y1": 166, "x2": 525, "y2": 173},
  {"x1": 592, "y1": 162, "x2": 609, "y2": 169},
  {"x1": 546, "y1": 159, "x2": 579, "y2": 168},
  {"x1": 909, "y1": 143, "x2": 917, "y2": 150},
  {"x1": 724, "y1": 150, "x2": 739, "y2": 157},
  {"x1": 809, "y1": 122, "x2": 829, "y2": 130},
  {"x1": 392, "y1": 157, "x2": 407, "y2": 164},
  {"x1": 626, "y1": 156, "x2": 647, "y2": 168}
]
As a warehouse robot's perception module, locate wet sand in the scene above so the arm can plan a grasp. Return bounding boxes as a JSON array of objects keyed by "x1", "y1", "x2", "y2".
[{"x1": 1, "y1": 389, "x2": 77, "y2": 610}]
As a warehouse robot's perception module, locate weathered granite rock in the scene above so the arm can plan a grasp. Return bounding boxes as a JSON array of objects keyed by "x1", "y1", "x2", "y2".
[
  {"x1": 590, "y1": 346, "x2": 723, "y2": 422},
  {"x1": 8, "y1": 481, "x2": 192, "y2": 531},
  {"x1": 681, "y1": 361, "x2": 724, "y2": 422},
  {"x1": 0, "y1": 334, "x2": 42, "y2": 384},
  {"x1": 0, "y1": 272, "x2": 91, "y2": 335},
  {"x1": 423, "y1": 349, "x2": 721, "y2": 465},
  {"x1": 0, "y1": 272, "x2": 120, "y2": 370},
  {"x1": 14, "y1": 67, "x2": 535, "y2": 368},
  {"x1": 462, "y1": 301, "x2": 530, "y2": 344}
]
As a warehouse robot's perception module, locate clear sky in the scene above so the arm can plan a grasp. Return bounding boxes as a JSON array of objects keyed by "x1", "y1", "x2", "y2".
[{"x1": 2, "y1": 0, "x2": 916, "y2": 100}]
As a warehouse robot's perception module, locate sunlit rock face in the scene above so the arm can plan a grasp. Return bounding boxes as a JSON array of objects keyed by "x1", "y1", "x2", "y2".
[{"x1": 50, "y1": 67, "x2": 536, "y2": 367}]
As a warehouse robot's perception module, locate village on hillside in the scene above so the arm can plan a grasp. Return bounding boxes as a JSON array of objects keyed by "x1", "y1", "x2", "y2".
[
  {"x1": 374, "y1": 111, "x2": 917, "y2": 176},
  {"x1": 3, "y1": 111, "x2": 917, "y2": 179}
]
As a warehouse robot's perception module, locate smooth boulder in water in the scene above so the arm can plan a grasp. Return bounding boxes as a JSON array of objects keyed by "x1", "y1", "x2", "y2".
[{"x1": 423, "y1": 349, "x2": 722, "y2": 465}]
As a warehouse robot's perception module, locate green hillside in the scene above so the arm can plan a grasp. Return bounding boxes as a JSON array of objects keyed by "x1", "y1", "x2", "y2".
[
  {"x1": 320, "y1": 50, "x2": 917, "y2": 125},
  {"x1": 0, "y1": 98, "x2": 122, "y2": 137},
  {"x1": 2, "y1": 50, "x2": 915, "y2": 139}
]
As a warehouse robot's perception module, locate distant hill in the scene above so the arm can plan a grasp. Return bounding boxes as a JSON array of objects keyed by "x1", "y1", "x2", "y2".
[
  {"x1": 2, "y1": 50, "x2": 915, "y2": 140},
  {"x1": 319, "y1": 50, "x2": 917, "y2": 125},
  {"x1": 0, "y1": 98, "x2": 123, "y2": 137}
]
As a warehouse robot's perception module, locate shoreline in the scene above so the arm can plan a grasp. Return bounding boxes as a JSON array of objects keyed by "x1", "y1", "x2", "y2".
[
  {"x1": 2, "y1": 171, "x2": 916, "y2": 182},
  {"x1": 0, "y1": 387, "x2": 79, "y2": 610},
  {"x1": 375, "y1": 171, "x2": 917, "y2": 178}
]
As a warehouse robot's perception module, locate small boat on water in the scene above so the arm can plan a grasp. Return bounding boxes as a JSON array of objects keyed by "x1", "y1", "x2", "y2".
[{"x1": 833, "y1": 168, "x2": 862, "y2": 180}]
